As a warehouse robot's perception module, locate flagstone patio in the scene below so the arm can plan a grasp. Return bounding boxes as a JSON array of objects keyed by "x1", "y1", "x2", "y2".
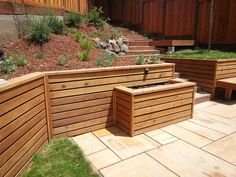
[{"x1": 71, "y1": 100, "x2": 236, "y2": 177}]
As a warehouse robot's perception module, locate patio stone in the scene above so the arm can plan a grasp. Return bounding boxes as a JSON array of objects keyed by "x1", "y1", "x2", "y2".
[
  {"x1": 203, "y1": 133, "x2": 236, "y2": 166},
  {"x1": 72, "y1": 132, "x2": 107, "y2": 155},
  {"x1": 162, "y1": 124, "x2": 212, "y2": 147},
  {"x1": 148, "y1": 140, "x2": 236, "y2": 177},
  {"x1": 176, "y1": 121, "x2": 225, "y2": 141},
  {"x1": 190, "y1": 111, "x2": 236, "y2": 135},
  {"x1": 100, "y1": 153, "x2": 177, "y2": 177},
  {"x1": 87, "y1": 149, "x2": 121, "y2": 170},
  {"x1": 145, "y1": 129, "x2": 178, "y2": 145},
  {"x1": 97, "y1": 128, "x2": 160, "y2": 159}
]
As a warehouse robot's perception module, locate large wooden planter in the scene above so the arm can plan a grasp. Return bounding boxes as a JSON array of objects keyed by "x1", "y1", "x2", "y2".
[
  {"x1": 114, "y1": 81, "x2": 196, "y2": 136},
  {"x1": 161, "y1": 58, "x2": 236, "y2": 97}
]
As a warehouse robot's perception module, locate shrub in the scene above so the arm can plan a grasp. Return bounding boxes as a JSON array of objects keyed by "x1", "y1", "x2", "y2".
[
  {"x1": 135, "y1": 55, "x2": 145, "y2": 65},
  {"x1": 36, "y1": 51, "x2": 46, "y2": 59},
  {"x1": 77, "y1": 50, "x2": 89, "y2": 61},
  {"x1": 80, "y1": 39, "x2": 92, "y2": 51},
  {"x1": 111, "y1": 28, "x2": 121, "y2": 40},
  {"x1": 86, "y1": 7, "x2": 106, "y2": 26},
  {"x1": 57, "y1": 55, "x2": 68, "y2": 66},
  {"x1": 91, "y1": 27, "x2": 110, "y2": 42},
  {"x1": 27, "y1": 18, "x2": 51, "y2": 45},
  {"x1": 47, "y1": 15, "x2": 65, "y2": 34},
  {"x1": 95, "y1": 53, "x2": 115, "y2": 67},
  {"x1": 10, "y1": 53, "x2": 27, "y2": 67},
  {"x1": 149, "y1": 55, "x2": 160, "y2": 64},
  {"x1": 75, "y1": 32, "x2": 88, "y2": 43},
  {"x1": 0, "y1": 58, "x2": 16, "y2": 74},
  {"x1": 66, "y1": 12, "x2": 81, "y2": 27}
]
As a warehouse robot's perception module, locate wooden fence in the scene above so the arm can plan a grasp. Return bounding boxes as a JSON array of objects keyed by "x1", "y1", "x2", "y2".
[
  {"x1": 0, "y1": 64, "x2": 175, "y2": 176},
  {"x1": 91, "y1": 0, "x2": 236, "y2": 45},
  {"x1": 0, "y1": 0, "x2": 89, "y2": 13}
]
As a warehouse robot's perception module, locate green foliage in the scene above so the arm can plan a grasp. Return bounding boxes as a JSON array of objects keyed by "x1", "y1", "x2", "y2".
[
  {"x1": 36, "y1": 51, "x2": 46, "y2": 60},
  {"x1": 0, "y1": 58, "x2": 16, "y2": 74},
  {"x1": 122, "y1": 22, "x2": 134, "y2": 30},
  {"x1": 135, "y1": 55, "x2": 145, "y2": 65},
  {"x1": 27, "y1": 18, "x2": 51, "y2": 45},
  {"x1": 22, "y1": 139, "x2": 99, "y2": 177},
  {"x1": 149, "y1": 55, "x2": 160, "y2": 64},
  {"x1": 10, "y1": 53, "x2": 27, "y2": 67},
  {"x1": 75, "y1": 32, "x2": 88, "y2": 43},
  {"x1": 166, "y1": 50, "x2": 236, "y2": 60},
  {"x1": 86, "y1": 7, "x2": 106, "y2": 26},
  {"x1": 64, "y1": 27, "x2": 78, "y2": 35},
  {"x1": 47, "y1": 15, "x2": 65, "y2": 34},
  {"x1": 57, "y1": 55, "x2": 68, "y2": 66},
  {"x1": 80, "y1": 38, "x2": 92, "y2": 51},
  {"x1": 91, "y1": 26, "x2": 110, "y2": 42},
  {"x1": 77, "y1": 50, "x2": 90, "y2": 61},
  {"x1": 66, "y1": 12, "x2": 81, "y2": 27},
  {"x1": 111, "y1": 28, "x2": 121, "y2": 40},
  {"x1": 95, "y1": 53, "x2": 115, "y2": 67}
]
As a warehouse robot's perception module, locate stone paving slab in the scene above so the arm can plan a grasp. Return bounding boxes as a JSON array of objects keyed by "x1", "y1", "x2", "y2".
[
  {"x1": 203, "y1": 133, "x2": 236, "y2": 166},
  {"x1": 87, "y1": 149, "x2": 121, "y2": 170},
  {"x1": 100, "y1": 153, "x2": 178, "y2": 177},
  {"x1": 147, "y1": 140, "x2": 236, "y2": 177},
  {"x1": 145, "y1": 129, "x2": 178, "y2": 145}
]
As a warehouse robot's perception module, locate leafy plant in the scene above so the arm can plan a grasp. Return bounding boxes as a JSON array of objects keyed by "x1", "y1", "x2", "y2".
[
  {"x1": 65, "y1": 12, "x2": 81, "y2": 27},
  {"x1": 27, "y1": 18, "x2": 51, "y2": 45},
  {"x1": 80, "y1": 38, "x2": 92, "y2": 51},
  {"x1": 95, "y1": 53, "x2": 115, "y2": 67},
  {"x1": 75, "y1": 32, "x2": 88, "y2": 43},
  {"x1": 91, "y1": 27, "x2": 110, "y2": 42},
  {"x1": 36, "y1": 51, "x2": 46, "y2": 59},
  {"x1": 149, "y1": 55, "x2": 160, "y2": 64},
  {"x1": 57, "y1": 55, "x2": 68, "y2": 66},
  {"x1": 135, "y1": 55, "x2": 145, "y2": 65},
  {"x1": 0, "y1": 58, "x2": 16, "y2": 74},
  {"x1": 122, "y1": 22, "x2": 134, "y2": 30},
  {"x1": 47, "y1": 15, "x2": 65, "y2": 34},
  {"x1": 77, "y1": 50, "x2": 89, "y2": 61},
  {"x1": 111, "y1": 28, "x2": 121, "y2": 40},
  {"x1": 86, "y1": 7, "x2": 106, "y2": 26},
  {"x1": 10, "y1": 53, "x2": 27, "y2": 67}
]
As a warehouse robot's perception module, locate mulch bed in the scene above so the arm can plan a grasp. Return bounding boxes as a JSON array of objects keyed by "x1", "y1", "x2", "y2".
[{"x1": 1, "y1": 25, "x2": 135, "y2": 80}]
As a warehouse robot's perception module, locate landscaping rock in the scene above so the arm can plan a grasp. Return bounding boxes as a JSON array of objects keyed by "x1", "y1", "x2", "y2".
[
  {"x1": 118, "y1": 52, "x2": 126, "y2": 56},
  {"x1": 100, "y1": 42, "x2": 108, "y2": 49},
  {"x1": 109, "y1": 39, "x2": 117, "y2": 45},
  {"x1": 117, "y1": 38, "x2": 123, "y2": 46},
  {"x1": 93, "y1": 37, "x2": 100, "y2": 44},
  {"x1": 108, "y1": 43, "x2": 113, "y2": 51},
  {"x1": 113, "y1": 43, "x2": 121, "y2": 53},
  {"x1": 0, "y1": 79, "x2": 6, "y2": 85},
  {"x1": 121, "y1": 44, "x2": 129, "y2": 53}
]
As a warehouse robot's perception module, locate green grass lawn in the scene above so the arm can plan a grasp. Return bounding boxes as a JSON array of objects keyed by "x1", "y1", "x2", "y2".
[
  {"x1": 22, "y1": 139, "x2": 99, "y2": 177},
  {"x1": 165, "y1": 50, "x2": 236, "y2": 59}
]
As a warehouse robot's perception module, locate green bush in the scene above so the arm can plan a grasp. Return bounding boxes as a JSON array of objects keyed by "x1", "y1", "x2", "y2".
[
  {"x1": 10, "y1": 53, "x2": 27, "y2": 67},
  {"x1": 149, "y1": 55, "x2": 160, "y2": 64},
  {"x1": 111, "y1": 28, "x2": 121, "y2": 40},
  {"x1": 80, "y1": 39, "x2": 92, "y2": 51},
  {"x1": 36, "y1": 51, "x2": 46, "y2": 59},
  {"x1": 57, "y1": 55, "x2": 68, "y2": 66},
  {"x1": 135, "y1": 55, "x2": 145, "y2": 65},
  {"x1": 27, "y1": 18, "x2": 51, "y2": 45},
  {"x1": 0, "y1": 58, "x2": 16, "y2": 74},
  {"x1": 91, "y1": 27, "x2": 110, "y2": 42},
  {"x1": 47, "y1": 15, "x2": 65, "y2": 34},
  {"x1": 86, "y1": 7, "x2": 106, "y2": 26},
  {"x1": 95, "y1": 53, "x2": 115, "y2": 67},
  {"x1": 77, "y1": 50, "x2": 89, "y2": 61},
  {"x1": 66, "y1": 12, "x2": 81, "y2": 27},
  {"x1": 75, "y1": 32, "x2": 88, "y2": 43}
]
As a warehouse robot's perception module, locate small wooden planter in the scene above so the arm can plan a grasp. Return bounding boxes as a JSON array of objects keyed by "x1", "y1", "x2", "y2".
[{"x1": 114, "y1": 81, "x2": 196, "y2": 136}]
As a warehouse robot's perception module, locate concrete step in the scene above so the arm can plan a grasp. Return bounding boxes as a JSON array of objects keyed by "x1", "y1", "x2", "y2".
[
  {"x1": 195, "y1": 91, "x2": 211, "y2": 105},
  {"x1": 129, "y1": 46, "x2": 156, "y2": 50},
  {"x1": 127, "y1": 50, "x2": 160, "y2": 56},
  {"x1": 129, "y1": 41, "x2": 150, "y2": 46}
]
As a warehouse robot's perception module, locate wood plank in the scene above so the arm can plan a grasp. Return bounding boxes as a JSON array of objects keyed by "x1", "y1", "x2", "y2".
[
  {"x1": 150, "y1": 40, "x2": 195, "y2": 47},
  {"x1": 116, "y1": 97, "x2": 132, "y2": 109},
  {"x1": 116, "y1": 104, "x2": 131, "y2": 116},
  {"x1": 134, "y1": 98, "x2": 193, "y2": 116},
  {"x1": 116, "y1": 91, "x2": 132, "y2": 103}
]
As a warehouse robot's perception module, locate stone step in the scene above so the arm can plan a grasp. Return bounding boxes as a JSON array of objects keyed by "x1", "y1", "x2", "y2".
[
  {"x1": 129, "y1": 46, "x2": 155, "y2": 50},
  {"x1": 129, "y1": 41, "x2": 150, "y2": 46},
  {"x1": 194, "y1": 91, "x2": 211, "y2": 105},
  {"x1": 127, "y1": 50, "x2": 160, "y2": 56}
]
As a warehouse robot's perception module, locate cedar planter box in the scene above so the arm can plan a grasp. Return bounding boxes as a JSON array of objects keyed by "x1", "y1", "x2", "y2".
[
  {"x1": 161, "y1": 58, "x2": 236, "y2": 97},
  {"x1": 114, "y1": 80, "x2": 196, "y2": 136}
]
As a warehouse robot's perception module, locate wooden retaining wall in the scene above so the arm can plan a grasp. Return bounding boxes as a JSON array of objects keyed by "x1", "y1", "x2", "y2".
[
  {"x1": 0, "y1": 73, "x2": 50, "y2": 177},
  {"x1": 46, "y1": 64, "x2": 175, "y2": 138},
  {"x1": 162, "y1": 58, "x2": 236, "y2": 97},
  {"x1": 114, "y1": 82, "x2": 196, "y2": 136}
]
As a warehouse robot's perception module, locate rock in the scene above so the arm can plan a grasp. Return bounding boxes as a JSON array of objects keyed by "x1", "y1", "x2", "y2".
[
  {"x1": 120, "y1": 44, "x2": 129, "y2": 53},
  {"x1": 108, "y1": 43, "x2": 113, "y2": 51},
  {"x1": 118, "y1": 52, "x2": 126, "y2": 56},
  {"x1": 0, "y1": 79, "x2": 6, "y2": 85},
  {"x1": 117, "y1": 38, "x2": 123, "y2": 46},
  {"x1": 100, "y1": 42, "x2": 108, "y2": 49},
  {"x1": 93, "y1": 37, "x2": 100, "y2": 44},
  {"x1": 109, "y1": 39, "x2": 117, "y2": 45},
  {"x1": 113, "y1": 43, "x2": 121, "y2": 53}
]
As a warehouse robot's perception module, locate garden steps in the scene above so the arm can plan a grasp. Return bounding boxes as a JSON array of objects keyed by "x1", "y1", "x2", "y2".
[
  {"x1": 129, "y1": 46, "x2": 156, "y2": 50},
  {"x1": 120, "y1": 54, "x2": 160, "y2": 59},
  {"x1": 127, "y1": 49, "x2": 160, "y2": 56}
]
